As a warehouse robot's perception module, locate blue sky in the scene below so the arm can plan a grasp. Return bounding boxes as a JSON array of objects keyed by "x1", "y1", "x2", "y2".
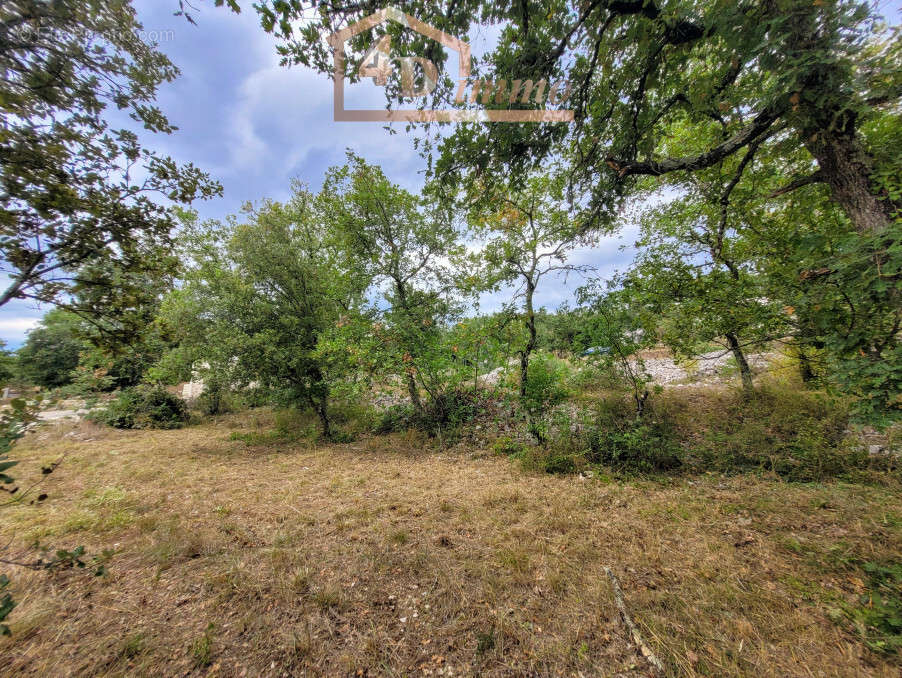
[{"x1": 0, "y1": 1, "x2": 639, "y2": 348}]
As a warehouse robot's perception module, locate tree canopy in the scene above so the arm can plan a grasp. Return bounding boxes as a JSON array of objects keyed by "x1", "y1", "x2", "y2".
[{"x1": 0, "y1": 0, "x2": 221, "y2": 328}]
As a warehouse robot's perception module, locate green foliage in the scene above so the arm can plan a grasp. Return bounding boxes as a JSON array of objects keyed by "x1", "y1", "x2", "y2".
[
  {"x1": 521, "y1": 353, "x2": 570, "y2": 413},
  {"x1": 0, "y1": 0, "x2": 220, "y2": 322},
  {"x1": 786, "y1": 225, "x2": 902, "y2": 424},
  {"x1": 582, "y1": 421, "x2": 683, "y2": 474},
  {"x1": 94, "y1": 386, "x2": 189, "y2": 430},
  {"x1": 518, "y1": 446, "x2": 579, "y2": 475},
  {"x1": 374, "y1": 388, "x2": 486, "y2": 439},
  {"x1": 671, "y1": 383, "x2": 887, "y2": 482},
  {"x1": 492, "y1": 436, "x2": 526, "y2": 458},
  {"x1": 625, "y1": 163, "x2": 792, "y2": 392},
  {"x1": 520, "y1": 352, "x2": 570, "y2": 443},
  {"x1": 196, "y1": 381, "x2": 239, "y2": 417},
  {"x1": 191, "y1": 623, "x2": 216, "y2": 668},
  {"x1": 421, "y1": 389, "x2": 483, "y2": 433},
  {"x1": 0, "y1": 341, "x2": 15, "y2": 387},
  {"x1": 518, "y1": 379, "x2": 887, "y2": 480},
  {"x1": 16, "y1": 310, "x2": 87, "y2": 388},
  {"x1": 160, "y1": 188, "x2": 369, "y2": 439},
  {"x1": 226, "y1": 0, "x2": 901, "y2": 426},
  {"x1": 466, "y1": 174, "x2": 595, "y2": 399},
  {"x1": 374, "y1": 404, "x2": 415, "y2": 435},
  {"x1": 576, "y1": 287, "x2": 654, "y2": 417},
  {"x1": 845, "y1": 561, "x2": 902, "y2": 655},
  {"x1": 320, "y1": 152, "x2": 463, "y2": 412},
  {"x1": 549, "y1": 395, "x2": 684, "y2": 474},
  {"x1": 0, "y1": 397, "x2": 37, "y2": 460}
]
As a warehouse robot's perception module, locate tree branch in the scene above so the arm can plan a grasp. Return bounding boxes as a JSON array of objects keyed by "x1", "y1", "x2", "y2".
[
  {"x1": 767, "y1": 170, "x2": 825, "y2": 198},
  {"x1": 607, "y1": 106, "x2": 783, "y2": 178}
]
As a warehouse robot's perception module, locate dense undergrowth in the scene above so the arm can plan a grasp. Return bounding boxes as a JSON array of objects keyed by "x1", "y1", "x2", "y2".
[
  {"x1": 506, "y1": 381, "x2": 897, "y2": 483},
  {"x1": 90, "y1": 386, "x2": 190, "y2": 430}
]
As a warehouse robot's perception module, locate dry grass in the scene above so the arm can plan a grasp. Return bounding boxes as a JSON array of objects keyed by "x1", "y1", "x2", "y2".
[{"x1": 1, "y1": 409, "x2": 899, "y2": 677}]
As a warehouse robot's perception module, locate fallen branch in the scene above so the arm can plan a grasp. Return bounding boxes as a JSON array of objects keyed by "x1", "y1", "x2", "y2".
[{"x1": 604, "y1": 566, "x2": 666, "y2": 675}]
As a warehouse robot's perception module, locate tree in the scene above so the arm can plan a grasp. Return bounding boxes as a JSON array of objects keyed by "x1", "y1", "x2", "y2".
[
  {"x1": 468, "y1": 175, "x2": 594, "y2": 397},
  {"x1": 1, "y1": 0, "x2": 221, "y2": 322},
  {"x1": 227, "y1": 1, "x2": 899, "y2": 237},
  {"x1": 577, "y1": 285, "x2": 654, "y2": 419},
  {"x1": 625, "y1": 166, "x2": 791, "y2": 393},
  {"x1": 743, "y1": 167, "x2": 902, "y2": 422},
  {"x1": 0, "y1": 341, "x2": 15, "y2": 386},
  {"x1": 162, "y1": 187, "x2": 368, "y2": 438},
  {"x1": 16, "y1": 309, "x2": 88, "y2": 389},
  {"x1": 225, "y1": 0, "x2": 901, "y2": 420},
  {"x1": 319, "y1": 153, "x2": 461, "y2": 412}
]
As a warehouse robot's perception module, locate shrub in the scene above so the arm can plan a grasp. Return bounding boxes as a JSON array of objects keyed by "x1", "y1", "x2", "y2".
[
  {"x1": 568, "y1": 393, "x2": 682, "y2": 473},
  {"x1": 678, "y1": 383, "x2": 865, "y2": 481},
  {"x1": 521, "y1": 353, "x2": 570, "y2": 415},
  {"x1": 94, "y1": 386, "x2": 189, "y2": 430},
  {"x1": 529, "y1": 392, "x2": 682, "y2": 475},
  {"x1": 518, "y1": 446, "x2": 579, "y2": 474},
  {"x1": 521, "y1": 353, "x2": 571, "y2": 442},
  {"x1": 374, "y1": 404, "x2": 414, "y2": 435},
  {"x1": 582, "y1": 420, "x2": 683, "y2": 473},
  {"x1": 846, "y1": 560, "x2": 902, "y2": 655},
  {"x1": 197, "y1": 383, "x2": 239, "y2": 416},
  {"x1": 420, "y1": 388, "x2": 482, "y2": 431},
  {"x1": 492, "y1": 436, "x2": 526, "y2": 457},
  {"x1": 374, "y1": 389, "x2": 485, "y2": 438}
]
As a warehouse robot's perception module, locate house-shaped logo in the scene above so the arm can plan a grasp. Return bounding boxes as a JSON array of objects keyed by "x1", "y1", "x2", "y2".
[{"x1": 327, "y1": 7, "x2": 573, "y2": 123}]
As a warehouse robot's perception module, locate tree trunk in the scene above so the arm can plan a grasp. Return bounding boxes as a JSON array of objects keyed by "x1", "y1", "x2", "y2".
[
  {"x1": 805, "y1": 123, "x2": 899, "y2": 235},
  {"x1": 633, "y1": 388, "x2": 649, "y2": 420},
  {"x1": 406, "y1": 373, "x2": 422, "y2": 411},
  {"x1": 394, "y1": 278, "x2": 424, "y2": 412},
  {"x1": 725, "y1": 332, "x2": 754, "y2": 393},
  {"x1": 314, "y1": 398, "x2": 332, "y2": 440},
  {"x1": 519, "y1": 280, "x2": 537, "y2": 399},
  {"x1": 797, "y1": 345, "x2": 816, "y2": 383}
]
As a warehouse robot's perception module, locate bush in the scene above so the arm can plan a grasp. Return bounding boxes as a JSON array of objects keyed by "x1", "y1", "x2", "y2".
[
  {"x1": 846, "y1": 560, "x2": 902, "y2": 655},
  {"x1": 373, "y1": 389, "x2": 486, "y2": 439},
  {"x1": 197, "y1": 383, "x2": 240, "y2": 416},
  {"x1": 678, "y1": 383, "x2": 865, "y2": 481},
  {"x1": 420, "y1": 389, "x2": 482, "y2": 431},
  {"x1": 521, "y1": 353, "x2": 570, "y2": 415},
  {"x1": 582, "y1": 420, "x2": 683, "y2": 473},
  {"x1": 492, "y1": 436, "x2": 526, "y2": 457},
  {"x1": 536, "y1": 393, "x2": 683, "y2": 474},
  {"x1": 518, "y1": 446, "x2": 579, "y2": 474},
  {"x1": 521, "y1": 353, "x2": 571, "y2": 443},
  {"x1": 374, "y1": 404, "x2": 415, "y2": 435},
  {"x1": 93, "y1": 386, "x2": 189, "y2": 430}
]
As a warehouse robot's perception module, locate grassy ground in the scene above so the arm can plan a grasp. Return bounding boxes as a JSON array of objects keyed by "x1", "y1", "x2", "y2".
[{"x1": 1, "y1": 408, "x2": 900, "y2": 677}]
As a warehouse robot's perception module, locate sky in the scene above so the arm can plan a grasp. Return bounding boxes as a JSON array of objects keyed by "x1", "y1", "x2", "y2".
[{"x1": 0, "y1": 1, "x2": 640, "y2": 348}]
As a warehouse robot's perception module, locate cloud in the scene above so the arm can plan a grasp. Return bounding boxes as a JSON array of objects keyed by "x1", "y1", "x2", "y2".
[
  {"x1": 0, "y1": 318, "x2": 40, "y2": 333},
  {"x1": 0, "y1": 313, "x2": 42, "y2": 347}
]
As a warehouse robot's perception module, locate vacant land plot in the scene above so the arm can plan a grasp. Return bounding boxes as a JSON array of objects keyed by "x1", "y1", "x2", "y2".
[{"x1": 1, "y1": 410, "x2": 899, "y2": 677}]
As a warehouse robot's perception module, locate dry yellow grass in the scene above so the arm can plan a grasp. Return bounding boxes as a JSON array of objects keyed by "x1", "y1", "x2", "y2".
[{"x1": 0, "y1": 409, "x2": 899, "y2": 677}]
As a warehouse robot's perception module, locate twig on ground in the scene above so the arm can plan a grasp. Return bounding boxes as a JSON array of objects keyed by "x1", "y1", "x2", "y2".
[{"x1": 604, "y1": 566, "x2": 666, "y2": 675}]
